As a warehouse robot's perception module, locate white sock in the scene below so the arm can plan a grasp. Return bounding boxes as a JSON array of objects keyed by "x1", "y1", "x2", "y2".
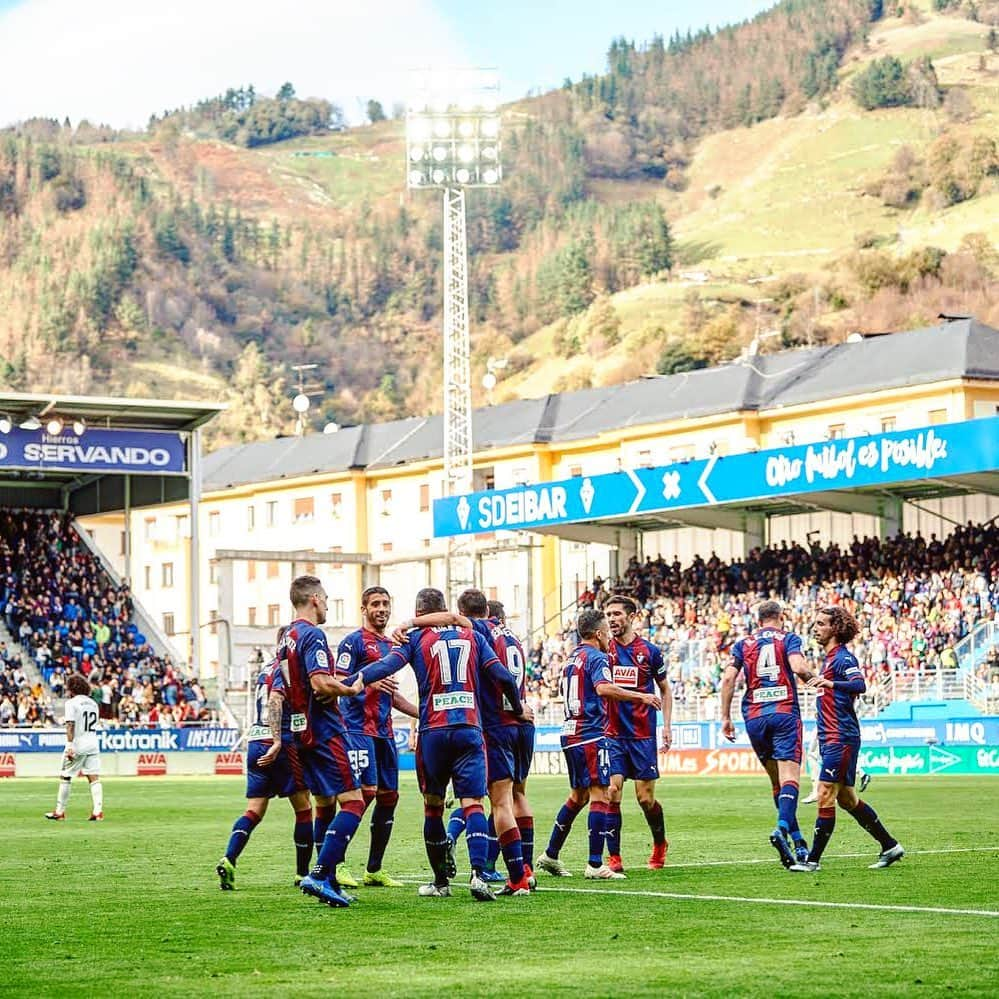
[
  {"x1": 90, "y1": 781, "x2": 103, "y2": 815},
  {"x1": 56, "y1": 778, "x2": 71, "y2": 814}
]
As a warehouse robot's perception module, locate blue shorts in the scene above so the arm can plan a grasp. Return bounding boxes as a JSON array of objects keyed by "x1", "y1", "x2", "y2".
[
  {"x1": 744, "y1": 712, "x2": 803, "y2": 765},
  {"x1": 348, "y1": 733, "x2": 399, "y2": 792},
  {"x1": 512, "y1": 723, "x2": 534, "y2": 785},
  {"x1": 563, "y1": 738, "x2": 611, "y2": 790},
  {"x1": 301, "y1": 735, "x2": 360, "y2": 799},
  {"x1": 245, "y1": 739, "x2": 307, "y2": 799},
  {"x1": 484, "y1": 726, "x2": 516, "y2": 784},
  {"x1": 608, "y1": 736, "x2": 659, "y2": 781},
  {"x1": 417, "y1": 726, "x2": 486, "y2": 799},
  {"x1": 819, "y1": 741, "x2": 859, "y2": 787}
]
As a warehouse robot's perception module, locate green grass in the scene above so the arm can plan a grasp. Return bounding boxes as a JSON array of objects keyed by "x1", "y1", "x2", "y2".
[{"x1": 3, "y1": 775, "x2": 998, "y2": 997}]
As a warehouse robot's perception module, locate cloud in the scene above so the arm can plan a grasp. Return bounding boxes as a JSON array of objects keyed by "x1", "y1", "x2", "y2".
[{"x1": 0, "y1": 0, "x2": 468, "y2": 128}]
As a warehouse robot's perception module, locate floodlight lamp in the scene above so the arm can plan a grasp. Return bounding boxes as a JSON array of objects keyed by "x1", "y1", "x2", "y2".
[
  {"x1": 455, "y1": 168, "x2": 471, "y2": 184},
  {"x1": 432, "y1": 119, "x2": 451, "y2": 139},
  {"x1": 432, "y1": 146, "x2": 448, "y2": 162},
  {"x1": 72, "y1": 418, "x2": 86, "y2": 435},
  {"x1": 481, "y1": 145, "x2": 498, "y2": 161},
  {"x1": 19, "y1": 415, "x2": 41, "y2": 431},
  {"x1": 45, "y1": 417, "x2": 64, "y2": 435},
  {"x1": 409, "y1": 146, "x2": 425, "y2": 162},
  {"x1": 292, "y1": 393, "x2": 310, "y2": 414},
  {"x1": 323, "y1": 422, "x2": 340, "y2": 435},
  {"x1": 482, "y1": 168, "x2": 499, "y2": 184},
  {"x1": 409, "y1": 170, "x2": 425, "y2": 186},
  {"x1": 0, "y1": 415, "x2": 10, "y2": 434},
  {"x1": 432, "y1": 168, "x2": 446, "y2": 184},
  {"x1": 482, "y1": 372, "x2": 497, "y2": 391},
  {"x1": 457, "y1": 144, "x2": 475, "y2": 163},
  {"x1": 458, "y1": 121, "x2": 475, "y2": 138}
]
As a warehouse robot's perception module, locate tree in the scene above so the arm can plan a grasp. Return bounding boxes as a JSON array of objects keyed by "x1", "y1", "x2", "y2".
[
  {"x1": 276, "y1": 82, "x2": 296, "y2": 102},
  {"x1": 366, "y1": 100, "x2": 386, "y2": 124},
  {"x1": 656, "y1": 340, "x2": 707, "y2": 375},
  {"x1": 988, "y1": 27, "x2": 998, "y2": 53},
  {"x1": 851, "y1": 56, "x2": 912, "y2": 110}
]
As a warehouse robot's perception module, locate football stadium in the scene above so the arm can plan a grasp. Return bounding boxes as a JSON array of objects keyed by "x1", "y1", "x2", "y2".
[{"x1": 3, "y1": 3, "x2": 999, "y2": 996}]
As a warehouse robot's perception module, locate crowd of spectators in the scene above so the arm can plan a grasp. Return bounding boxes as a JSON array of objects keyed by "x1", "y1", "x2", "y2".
[
  {"x1": 525, "y1": 522, "x2": 999, "y2": 720},
  {"x1": 0, "y1": 509, "x2": 215, "y2": 727}
]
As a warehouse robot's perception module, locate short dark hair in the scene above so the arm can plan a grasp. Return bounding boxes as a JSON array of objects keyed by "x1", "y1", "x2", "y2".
[
  {"x1": 67, "y1": 674, "x2": 90, "y2": 697},
  {"x1": 275, "y1": 624, "x2": 288, "y2": 650},
  {"x1": 415, "y1": 587, "x2": 446, "y2": 615},
  {"x1": 577, "y1": 609, "x2": 606, "y2": 640},
  {"x1": 819, "y1": 605, "x2": 860, "y2": 644},
  {"x1": 605, "y1": 594, "x2": 638, "y2": 615},
  {"x1": 290, "y1": 575, "x2": 323, "y2": 608},
  {"x1": 457, "y1": 588, "x2": 488, "y2": 618},
  {"x1": 361, "y1": 586, "x2": 390, "y2": 606},
  {"x1": 757, "y1": 599, "x2": 783, "y2": 624},
  {"x1": 487, "y1": 600, "x2": 505, "y2": 622}
]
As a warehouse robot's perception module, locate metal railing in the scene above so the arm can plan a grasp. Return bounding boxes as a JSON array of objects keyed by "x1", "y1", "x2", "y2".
[{"x1": 954, "y1": 618, "x2": 998, "y2": 675}]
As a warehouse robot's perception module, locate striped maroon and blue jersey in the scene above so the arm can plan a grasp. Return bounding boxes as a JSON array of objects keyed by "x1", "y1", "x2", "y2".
[
  {"x1": 731, "y1": 628, "x2": 803, "y2": 720},
  {"x1": 471, "y1": 617, "x2": 528, "y2": 728},
  {"x1": 560, "y1": 644, "x2": 613, "y2": 748},
  {"x1": 335, "y1": 628, "x2": 394, "y2": 738},
  {"x1": 279, "y1": 618, "x2": 347, "y2": 746},
  {"x1": 357, "y1": 625, "x2": 509, "y2": 732},
  {"x1": 816, "y1": 645, "x2": 865, "y2": 745},
  {"x1": 249, "y1": 659, "x2": 291, "y2": 741},
  {"x1": 606, "y1": 636, "x2": 666, "y2": 739}
]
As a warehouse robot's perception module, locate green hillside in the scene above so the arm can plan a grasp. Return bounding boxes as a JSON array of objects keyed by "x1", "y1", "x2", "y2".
[{"x1": 0, "y1": 0, "x2": 997, "y2": 441}]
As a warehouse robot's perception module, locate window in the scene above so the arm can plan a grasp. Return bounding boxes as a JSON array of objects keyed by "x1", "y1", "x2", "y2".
[
  {"x1": 247, "y1": 505, "x2": 255, "y2": 532},
  {"x1": 119, "y1": 532, "x2": 126, "y2": 556},
  {"x1": 208, "y1": 511, "x2": 220, "y2": 537},
  {"x1": 144, "y1": 517, "x2": 155, "y2": 541},
  {"x1": 419, "y1": 483, "x2": 430, "y2": 512},
  {"x1": 827, "y1": 424, "x2": 845, "y2": 440},
  {"x1": 513, "y1": 467, "x2": 529, "y2": 485},
  {"x1": 331, "y1": 599, "x2": 345, "y2": 626},
  {"x1": 267, "y1": 561, "x2": 280, "y2": 579},
  {"x1": 304, "y1": 562, "x2": 316, "y2": 575},
  {"x1": 382, "y1": 542, "x2": 393, "y2": 554},
  {"x1": 331, "y1": 546, "x2": 343, "y2": 570},
  {"x1": 670, "y1": 444, "x2": 695, "y2": 462},
  {"x1": 209, "y1": 560, "x2": 218, "y2": 585},
  {"x1": 248, "y1": 607, "x2": 257, "y2": 627},
  {"x1": 209, "y1": 610, "x2": 218, "y2": 636},
  {"x1": 162, "y1": 563, "x2": 174, "y2": 588},
  {"x1": 176, "y1": 514, "x2": 189, "y2": 538},
  {"x1": 331, "y1": 492, "x2": 343, "y2": 518},
  {"x1": 247, "y1": 560, "x2": 257, "y2": 582},
  {"x1": 881, "y1": 417, "x2": 896, "y2": 433},
  {"x1": 380, "y1": 489, "x2": 392, "y2": 516},
  {"x1": 569, "y1": 465, "x2": 582, "y2": 478},
  {"x1": 293, "y1": 496, "x2": 315, "y2": 522},
  {"x1": 163, "y1": 613, "x2": 175, "y2": 636},
  {"x1": 473, "y1": 467, "x2": 495, "y2": 491},
  {"x1": 638, "y1": 449, "x2": 652, "y2": 468},
  {"x1": 486, "y1": 586, "x2": 498, "y2": 600},
  {"x1": 143, "y1": 565, "x2": 152, "y2": 590},
  {"x1": 266, "y1": 501, "x2": 277, "y2": 527},
  {"x1": 928, "y1": 408, "x2": 947, "y2": 425},
  {"x1": 267, "y1": 604, "x2": 281, "y2": 627}
]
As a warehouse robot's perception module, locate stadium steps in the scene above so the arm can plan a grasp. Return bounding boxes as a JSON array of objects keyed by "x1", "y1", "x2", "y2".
[{"x1": 0, "y1": 619, "x2": 46, "y2": 691}]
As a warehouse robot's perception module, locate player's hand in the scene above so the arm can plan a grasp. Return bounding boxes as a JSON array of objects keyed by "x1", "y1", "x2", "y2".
[
  {"x1": 390, "y1": 621, "x2": 414, "y2": 645},
  {"x1": 256, "y1": 742, "x2": 281, "y2": 767},
  {"x1": 643, "y1": 693, "x2": 662, "y2": 711},
  {"x1": 806, "y1": 676, "x2": 834, "y2": 689},
  {"x1": 65, "y1": 746, "x2": 76, "y2": 761},
  {"x1": 518, "y1": 704, "x2": 535, "y2": 723},
  {"x1": 370, "y1": 676, "x2": 399, "y2": 696},
  {"x1": 661, "y1": 727, "x2": 672, "y2": 751},
  {"x1": 346, "y1": 674, "x2": 364, "y2": 696},
  {"x1": 721, "y1": 718, "x2": 736, "y2": 742}
]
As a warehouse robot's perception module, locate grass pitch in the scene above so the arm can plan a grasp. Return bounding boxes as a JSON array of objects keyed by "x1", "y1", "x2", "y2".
[{"x1": 3, "y1": 775, "x2": 998, "y2": 997}]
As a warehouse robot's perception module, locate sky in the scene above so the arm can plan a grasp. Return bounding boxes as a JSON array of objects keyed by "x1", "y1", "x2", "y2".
[{"x1": 0, "y1": 0, "x2": 776, "y2": 129}]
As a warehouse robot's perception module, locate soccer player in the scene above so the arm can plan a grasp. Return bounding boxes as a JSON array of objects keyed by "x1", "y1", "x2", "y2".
[
  {"x1": 802, "y1": 726, "x2": 871, "y2": 803},
  {"x1": 216, "y1": 627, "x2": 313, "y2": 891},
  {"x1": 536, "y1": 609, "x2": 661, "y2": 880},
  {"x1": 603, "y1": 595, "x2": 673, "y2": 874},
  {"x1": 720, "y1": 599, "x2": 815, "y2": 867},
  {"x1": 352, "y1": 587, "x2": 530, "y2": 901},
  {"x1": 335, "y1": 586, "x2": 418, "y2": 888},
  {"x1": 791, "y1": 607, "x2": 904, "y2": 872},
  {"x1": 280, "y1": 575, "x2": 367, "y2": 908},
  {"x1": 45, "y1": 673, "x2": 103, "y2": 821}
]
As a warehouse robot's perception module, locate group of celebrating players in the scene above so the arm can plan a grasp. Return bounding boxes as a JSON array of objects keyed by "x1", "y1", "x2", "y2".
[{"x1": 211, "y1": 578, "x2": 903, "y2": 908}]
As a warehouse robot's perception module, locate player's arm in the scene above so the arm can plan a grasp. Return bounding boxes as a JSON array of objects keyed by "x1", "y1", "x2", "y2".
[
  {"x1": 390, "y1": 612, "x2": 472, "y2": 644},
  {"x1": 64, "y1": 717, "x2": 76, "y2": 760},
  {"x1": 808, "y1": 655, "x2": 865, "y2": 693},
  {"x1": 720, "y1": 661, "x2": 741, "y2": 743},
  {"x1": 256, "y1": 687, "x2": 285, "y2": 768},
  {"x1": 652, "y1": 645, "x2": 673, "y2": 749},
  {"x1": 785, "y1": 634, "x2": 816, "y2": 683},
  {"x1": 595, "y1": 680, "x2": 662, "y2": 710},
  {"x1": 391, "y1": 690, "x2": 419, "y2": 719},
  {"x1": 307, "y1": 635, "x2": 363, "y2": 699},
  {"x1": 354, "y1": 643, "x2": 412, "y2": 687},
  {"x1": 477, "y1": 633, "x2": 530, "y2": 720}
]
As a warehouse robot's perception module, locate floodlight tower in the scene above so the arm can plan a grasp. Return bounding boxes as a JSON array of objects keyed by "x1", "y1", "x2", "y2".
[{"x1": 406, "y1": 69, "x2": 501, "y2": 603}]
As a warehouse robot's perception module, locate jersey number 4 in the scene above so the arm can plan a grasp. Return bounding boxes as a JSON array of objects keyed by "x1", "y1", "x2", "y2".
[
  {"x1": 756, "y1": 644, "x2": 781, "y2": 683},
  {"x1": 431, "y1": 639, "x2": 471, "y2": 685}
]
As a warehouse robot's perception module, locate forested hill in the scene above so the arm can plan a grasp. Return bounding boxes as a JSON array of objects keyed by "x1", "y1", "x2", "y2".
[{"x1": 1, "y1": 0, "x2": 997, "y2": 446}]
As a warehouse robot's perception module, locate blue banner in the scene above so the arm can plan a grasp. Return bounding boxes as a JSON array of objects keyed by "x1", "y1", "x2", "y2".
[
  {"x1": 0, "y1": 427, "x2": 187, "y2": 475},
  {"x1": 433, "y1": 416, "x2": 999, "y2": 537},
  {"x1": 0, "y1": 727, "x2": 239, "y2": 753}
]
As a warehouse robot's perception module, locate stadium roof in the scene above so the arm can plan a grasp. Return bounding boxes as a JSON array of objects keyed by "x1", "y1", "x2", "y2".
[
  {"x1": 203, "y1": 317, "x2": 999, "y2": 490},
  {"x1": 0, "y1": 391, "x2": 224, "y2": 432}
]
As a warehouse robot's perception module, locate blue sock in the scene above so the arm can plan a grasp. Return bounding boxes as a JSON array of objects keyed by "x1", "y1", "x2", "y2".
[
  {"x1": 313, "y1": 801, "x2": 363, "y2": 881},
  {"x1": 808, "y1": 808, "x2": 836, "y2": 863},
  {"x1": 517, "y1": 816, "x2": 535, "y2": 868},
  {"x1": 546, "y1": 799, "x2": 583, "y2": 859},
  {"x1": 424, "y1": 807, "x2": 449, "y2": 884},
  {"x1": 313, "y1": 804, "x2": 335, "y2": 860},
  {"x1": 498, "y1": 826, "x2": 525, "y2": 884},
  {"x1": 367, "y1": 791, "x2": 398, "y2": 873},
  {"x1": 485, "y1": 813, "x2": 500, "y2": 871},
  {"x1": 606, "y1": 801, "x2": 622, "y2": 856},
  {"x1": 464, "y1": 804, "x2": 489, "y2": 873},
  {"x1": 293, "y1": 808, "x2": 313, "y2": 878},
  {"x1": 446, "y1": 806, "x2": 466, "y2": 844},
  {"x1": 777, "y1": 781, "x2": 799, "y2": 835},
  {"x1": 588, "y1": 803, "x2": 608, "y2": 866},
  {"x1": 225, "y1": 810, "x2": 261, "y2": 863}
]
